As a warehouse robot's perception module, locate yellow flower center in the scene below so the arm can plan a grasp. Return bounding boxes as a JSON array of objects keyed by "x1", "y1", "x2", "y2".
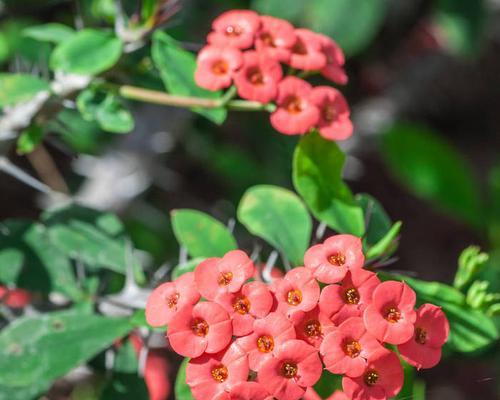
[
  {"x1": 257, "y1": 335, "x2": 274, "y2": 353},
  {"x1": 211, "y1": 365, "x2": 228, "y2": 382},
  {"x1": 280, "y1": 361, "x2": 298, "y2": 378},
  {"x1": 217, "y1": 271, "x2": 233, "y2": 286},
  {"x1": 191, "y1": 318, "x2": 209, "y2": 337},
  {"x1": 232, "y1": 295, "x2": 251, "y2": 315},
  {"x1": 286, "y1": 289, "x2": 303, "y2": 306},
  {"x1": 364, "y1": 370, "x2": 379, "y2": 386},
  {"x1": 304, "y1": 320, "x2": 322, "y2": 337}
]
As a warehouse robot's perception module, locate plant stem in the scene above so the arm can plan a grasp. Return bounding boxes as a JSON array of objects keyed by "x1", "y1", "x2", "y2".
[{"x1": 119, "y1": 85, "x2": 275, "y2": 112}]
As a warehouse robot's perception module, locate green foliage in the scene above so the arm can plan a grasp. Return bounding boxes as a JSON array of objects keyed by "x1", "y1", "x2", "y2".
[
  {"x1": 23, "y1": 23, "x2": 75, "y2": 44},
  {"x1": 0, "y1": 310, "x2": 132, "y2": 400},
  {"x1": 16, "y1": 124, "x2": 45, "y2": 154},
  {"x1": 175, "y1": 358, "x2": 195, "y2": 400},
  {"x1": 0, "y1": 73, "x2": 50, "y2": 107},
  {"x1": 42, "y1": 204, "x2": 134, "y2": 274},
  {"x1": 50, "y1": 29, "x2": 123, "y2": 75},
  {"x1": 171, "y1": 257, "x2": 206, "y2": 280},
  {"x1": 382, "y1": 123, "x2": 483, "y2": 228},
  {"x1": 151, "y1": 31, "x2": 226, "y2": 124},
  {"x1": 293, "y1": 131, "x2": 364, "y2": 236},
  {"x1": 238, "y1": 185, "x2": 311, "y2": 266},
  {"x1": 171, "y1": 209, "x2": 237, "y2": 258},
  {"x1": 454, "y1": 246, "x2": 489, "y2": 291},
  {"x1": 313, "y1": 370, "x2": 342, "y2": 398},
  {"x1": 251, "y1": 0, "x2": 389, "y2": 56}
]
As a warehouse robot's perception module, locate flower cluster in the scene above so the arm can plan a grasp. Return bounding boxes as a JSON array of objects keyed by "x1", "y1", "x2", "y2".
[
  {"x1": 194, "y1": 10, "x2": 353, "y2": 141},
  {"x1": 146, "y1": 235, "x2": 449, "y2": 400}
]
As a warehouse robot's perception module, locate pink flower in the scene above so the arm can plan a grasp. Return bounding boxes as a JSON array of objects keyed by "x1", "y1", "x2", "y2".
[
  {"x1": 145, "y1": 272, "x2": 200, "y2": 327},
  {"x1": 303, "y1": 387, "x2": 322, "y2": 400},
  {"x1": 227, "y1": 382, "x2": 272, "y2": 400},
  {"x1": 342, "y1": 349, "x2": 404, "y2": 400},
  {"x1": 270, "y1": 77, "x2": 319, "y2": 135},
  {"x1": 287, "y1": 29, "x2": 326, "y2": 71},
  {"x1": 167, "y1": 302, "x2": 232, "y2": 358},
  {"x1": 186, "y1": 341, "x2": 249, "y2": 400},
  {"x1": 304, "y1": 234, "x2": 365, "y2": 284},
  {"x1": 258, "y1": 339, "x2": 322, "y2": 400},
  {"x1": 195, "y1": 250, "x2": 255, "y2": 301},
  {"x1": 310, "y1": 86, "x2": 353, "y2": 141},
  {"x1": 327, "y1": 391, "x2": 350, "y2": 400},
  {"x1": 274, "y1": 267, "x2": 320, "y2": 316},
  {"x1": 319, "y1": 269, "x2": 380, "y2": 325},
  {"x1": 320, "y1": 317, "x2": 384, "y2": 378},
  {"x1": 207, "y1": 10, "x2": 260, "y2": 49},
  {"x1": 255, "y1": 16, "x2": 296, "y2": 62},
  {"x1": 317, "y1": 34, "x2": 348, "y2": 85},
  {"x1": 217, "y1": 281, "x2": 274, "y2": 336},
  {"x1": 234, "y1": 51, "x2": 282, "y2": 103},
  {"x1": 236, "y1": 312, "x2": 296, "y2": 371},
  {"x1": 289, "y1": 306, "x2": 334, "y2": 348},
  {"x1": 363, "y1": 281, "x2": 417, "y2": 345},
  {"x1": 398, "y1": 303, "x2": 449, "y2": 369},
  {"x1": 195, "y1": 45, "x2": 243, "y2": 91}
]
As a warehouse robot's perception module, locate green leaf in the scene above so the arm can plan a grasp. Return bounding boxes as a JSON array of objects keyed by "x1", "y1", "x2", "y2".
[
  {"x1": 238, "y1": 185, "x2": 312, "y2": 266},
  {"x1": 42, "y1": 205, "x2": 132, "y2": 274},
  {"x1": 171, "y1": 209, "x2": 237, "y2": 258},
  {"x1": 433, "y1": 0, "x2": 486, "y2": 57},
  {"x1": 293, "y1": 131, "x2": 364, "y2": 236},
  {"x1": 23, "y1": 23, "x2": 75, "y2": 44},
  {"x1": 251, "y1": 0, "x2": 389, "y2": 56},
  {"x1": 16, "y1": 124, "x2": 45, "y2": 155},
  {"x1": 0, "y1": 73, "x2": 50, "y2": 107},
  {"x1": 95, "y1": 94, "x2": 134, "y2": 134},
  {"x1": 454, "y1": 246, "x2": 489, "y2": 291},
  {"x1": 313, "y1": 370, "x2": 342, "y2": 398},
  {"x1": 365, "y1": 221, "x2": 402, "y2": 260},
  {"x1": 114, "y1": 339, "x2": 138, "y2": 373},
  {"x1": 50, "y1": 29, "x2": 123, "y2": 75},
  {"x1": 0, "y1": 310, "x2": 132, "y2": 400},
  {"x1": 171, "y1": 257, "x2": 206, "y2": 280},
  {"x1": 0, "y1": 220, "x2": 82, "y2": 300},
  {"x1": 151, "y1": 31, "x2": 226, "y2": 124},
  {"x1": 382, "y1": 122, "x2": 483, "y2": 229},
  {"x1": 175, "y1": 358, "x2": 195, "y2": 400}
]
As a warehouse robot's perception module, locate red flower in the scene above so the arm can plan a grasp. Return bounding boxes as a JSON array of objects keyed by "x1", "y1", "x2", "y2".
[
  {"x1": 310, "y1": 86, "x2": 353, "y2": 141},
  {"x1": 398, "y1": 303, "x2": 449, "y2": 369},
  {"x1": 0, "y1": 286, "x2": 32, "y2": 309},
  {"x1": 320, "y1": 317, "x2": 383, "y2": 378},
  {"x1": 195, "y1": 250, "x2": 255, "y2": 301},
  {"x1": 195, "y1": 45, "x2": 243, "y2": 91},
  {"x1": 234, "y1": 51, "x2": 282, "y2": 103},
  {"x1": 327, "y1": 391, "x2": 350, "y2": 400},
  {"x1": 217, "y1": 281, "x2": 274, "y2": 336},
  {"x1": 342, "y1": 349, "x2": 404, "y2": 400},
  {"x1": 319, "y1": 269, "x2": 380, "y2": 325},
  {"x1": 289, "y1": 306, "x2": 334, "y2": 349},
  {"x1": 274, "y1": 267, "x2": 320, "y2": 317},
  {"x1": 270, "y1": 77, "x2": 319, "y2": 135},
  {"x1": 287, "y1": 29, "x2": 326, "y2": 71},
  {"x1": 207, "y1": 10, "x2": 260, "y2": 49},
  {"x1": 317, "y1": 34, "x2": 348, "y2": 85},
  {"x1": 258, "y1": 339, "x2": 322, "y2": 400},
  {"x1": 304, "y1": 234, "x2": 365, "y2": 284},
  {"x1": 227, "y1": 382, "x2": 272, "y2": 400},
  {"x1": 167, "y1": 302, "x2": 232, "y2": 358},
  {"x1": 236, "y1": 312, "x2": 296, "y2": 371},
  {"x1": 186, "y1": 341, "x2": 249, "y2": 400},
  {"x1": 145, "y1": 272, "x2": 200, "y2": 327},
  {"x1": 255, "y1": 16, "x2": 296, "y2": 62},
  {"x1": 363, "y1": 281, "x2": 417, "y2": 345}
]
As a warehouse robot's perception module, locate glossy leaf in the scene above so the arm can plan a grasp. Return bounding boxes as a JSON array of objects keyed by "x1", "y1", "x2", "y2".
[
  {"x1": 0, "y1": 310, "x2": 132, "y2": 400},
  {"x1": 23, "y1": 23, "x2": 75, "y2": 44},
  {"x1": 238, "y1": 185, "x2": 312, "y2": 266},
  {"x1": 171, "y1": 209, "x2": 237, "y2": 258},
  {"x1": 175, "y1": 358, "x2": 195, "y2": 400},
  {"x1": 16, "y1": 125, "x2": 45, "y2": 155},
  {"x1": 0, "y1": 73, "x2": 50, "y2": 107},
  {"x1": 95, "y1": 94, "x2": 134, "y2": 134},
  {"x1": 50, "y1": 29, "x2": 123, "y2": 75},
  {"x1": 454, "y1": 246, "x2": 489, "y2": 291},
  {"x1": 151, "y1": 31, "x2": 226, "y2": 124},
  {"x1": 395, "y1": 275, "x2": 466, "y2": 306},
  {"x1": 293, "y1": 131, "x2": 364, "y2": 236},
  {"x1": 382, "y1": 123, "x2": 483, "y2": 228}
]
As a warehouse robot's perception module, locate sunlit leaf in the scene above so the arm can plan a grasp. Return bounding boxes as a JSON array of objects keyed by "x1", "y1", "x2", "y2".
[{"x1": 0, "y1": 73, "x2": 50, "y2": 107}]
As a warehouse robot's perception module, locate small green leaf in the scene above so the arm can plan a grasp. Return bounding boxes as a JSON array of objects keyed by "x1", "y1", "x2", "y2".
[
  {"x1": 382, "y1": 122, "x2": 483, "y2": 229},
  {"x1": 114, "y1": 339, "x2": 138, "y2": 374},
  {"x1": 171, "y1": 209, "x2": 237, "y2": 258},
  {"x1": 23, "y1": 23, "x2": 75, "y2": 44},
  {"x1": 238, "y1": 185, "x2": 311, "y2": 266},
  {"x1": 16, "y1": 125, "x2": 45, "y2": 155},
  {"x1": 151, "y1": 31, "x2": 226, "y2": 124},
  {"x1": 171, "y1": 257, "x2": 206, "y2": 280},
  {"x1": 50, "y1": 29, "x2": 123, "y2": 75},
  {"x1": 365, "y1": 221, "x2": 402, "y2": 260},
  {"x1": 175, "y1": 358, "x2": 195, "y2": 400},
  {"x1": 293, "y1": 131, "x2": 364, "y2": 236},
  {"x1": 454, "y1": 246, "x2": 489, "y2": 291},
  {"x1": 95, "y1": 94, "x2": 134, "y2": 134},
  {"x1": 0, "y1": 73, "x2": 50, "y2": 107},
  {"x1": 0, "y1": 310, "x2": 132, "y2": 399}
]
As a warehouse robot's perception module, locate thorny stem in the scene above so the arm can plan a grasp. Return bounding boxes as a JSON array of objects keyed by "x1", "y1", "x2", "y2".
[{"x1": 119, "y1": 85, "x2": 276, "y2": 112}]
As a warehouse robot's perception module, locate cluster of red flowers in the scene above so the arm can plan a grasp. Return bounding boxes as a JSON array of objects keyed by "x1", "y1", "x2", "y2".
[
  {"x1": 194, "y1": 10, "x2": 353, "y2": 141},
  {"x1": 146, "y1": 234, "x2": 449, "y2": 400},
  {"x1": 0, "y1": 285, "x2": 31, "y2": 309}
]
